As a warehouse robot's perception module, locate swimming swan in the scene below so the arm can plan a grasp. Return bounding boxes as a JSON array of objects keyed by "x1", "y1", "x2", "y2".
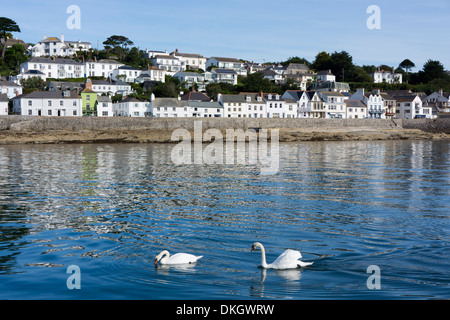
[
  {"x1": 251, "y1": 242, "x2": 313, "y2": 269},
  {"x1": 155, "y1": 250, "x2": 203, "y2": 267}
]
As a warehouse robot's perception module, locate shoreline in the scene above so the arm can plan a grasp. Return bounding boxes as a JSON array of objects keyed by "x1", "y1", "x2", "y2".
[
  {"x1": 0, "y1": 128, "x2": 448, "y2": 145},
  {"x1": 0, "y1": 116, "x2": 449, "y2": 144}
]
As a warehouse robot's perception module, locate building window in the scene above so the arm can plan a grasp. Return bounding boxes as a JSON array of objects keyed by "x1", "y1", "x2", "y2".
[
  {"x1": 28, "y1": 100, "x2": 32, "y2": 106},
  {"x1": 48, "y1": 101, "x2": 52, "y2": 106},
  {"x1": 73, "y1": 110, "x2": 77, "y2": 116},
  {"x1": 48, "y1": 110, "x2": 52, "y2": 116}
]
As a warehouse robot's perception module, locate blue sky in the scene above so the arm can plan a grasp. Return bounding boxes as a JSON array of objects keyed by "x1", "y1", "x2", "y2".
[{"x1": 2, "y1": 0, "x2": 449, "y2": 71}]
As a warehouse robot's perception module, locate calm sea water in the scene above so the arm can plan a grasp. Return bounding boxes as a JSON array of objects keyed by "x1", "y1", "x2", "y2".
[{"x1": 0, "y1": 140, "x2": 449, "y2": 300}]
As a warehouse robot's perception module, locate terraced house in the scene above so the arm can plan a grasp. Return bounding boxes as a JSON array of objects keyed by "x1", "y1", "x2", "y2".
[
  {"x1": 12, "y1": 90, "x2": 81, "y2": 116},
  {"x1": 81, "y1": 79, "x2": 98, "y2": 116}
]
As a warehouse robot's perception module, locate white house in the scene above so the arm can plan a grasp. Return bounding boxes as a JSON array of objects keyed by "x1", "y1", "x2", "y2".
[
  {"x1": 111, "y1": 65, "x2": 142, "y2": 83},
  {"x1": 0, "y1": 94, "x2": 8, "y2": 115},
  {"x1": 1, "y1": 80, "x2": 23, "y2": 99},
  {"x1": 318, "y1": 91, "x2": 346, "y2": 118},
  {"x1": 17, "y1": 70, "x2": 47, "y2": 82},
  {"x1": 372, "y1": 68, "x2": 403, "y2": 84},
  {"x1": 19, "y1": 57, "x2": 85, "y2": 79},
  {"x1": 151, "y1": 96, "x2": 190, "y2": 117},
  {"x1": 206, "y1": 57, "x2": 246, "y2": 76},
  {"x1": 345, "y1": 100, "x2": 368, "y2": 119},
  {"x1": 112, "y1": 97, "x2": 152, "y2": 117},
  {"x1": 364, "y1": 89, "x2": 385, "y2": 119},
  {"x1": 211, "y1": 68, "x2": 238, "y2": 85},
  {"x1": 264, "y1": 93, "x2": 297, "y2": 118},
  {"x1": 261, "y1": 70, "x2": 284, "y2": 83},
  {"x1": 349, "y1": 88, "x2": 385, "y2": 119},
  {"x1": 136, "y1": 66, "x2": 166, "y2": 83},
  {"x1": 282, "y1": 90, "x2": 312, "y2": 118},
  {"x1": 173, "y1": 72, "x2": 206, "y2": 91},
  {"x1": 170, "y1": 49, "x2": 207, "y2": 71},
  {"x1": 387, "y1": 93, "x2": 424, "y2": 119},
  {"x1": 97, "y1": 96, "x2": 113, "y2": 117},
  {"x1": 219, "y1": 93, "x2": 249, "y2": 118},
  {"x1": 85, "y1": 59, "x2": 124, "y2": 78},
  {"x1": 316, "y1": 70, "x2": 336, "y2": 82},
  {"x1": 28, "y1": 34, "x2": 92, "y2": 57},
  {"x1": 13, "y1": 90, "x2": 82, "y2": 116},
  {"x1": 241, "y1": 93, "x2": 266, "y2": 118},
  {"x1": 150, "y1": 55, "x2": 184, "y2": 76},
  {"x1": 91, "y1": 80, "x2": 133, "y2": 96},
  {"x1": 189, "y1": 101, "x2": 223, "y2": 117}
]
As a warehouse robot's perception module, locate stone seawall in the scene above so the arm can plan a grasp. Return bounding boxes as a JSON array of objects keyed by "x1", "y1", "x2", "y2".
[{"x1": 0, "y1": 116, "x2": 449, "y2": 144}]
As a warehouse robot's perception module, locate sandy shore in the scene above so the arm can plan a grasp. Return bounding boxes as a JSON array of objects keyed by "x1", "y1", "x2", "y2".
[{"x1": 0, "y1": 127, "x2": 448, "y2": 145}]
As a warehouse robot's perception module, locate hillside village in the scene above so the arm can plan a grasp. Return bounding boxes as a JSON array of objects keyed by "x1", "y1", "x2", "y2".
[{"x1": 1, "y1": 33, "x2": 450, "y2": 120}]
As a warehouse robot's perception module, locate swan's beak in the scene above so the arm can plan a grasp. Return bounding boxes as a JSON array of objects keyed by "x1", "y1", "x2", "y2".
[
  {"x1": 154, "y1": 259, "x2": 158, "y2": 268},
  {"x1": 251, "y1": 245, "x2": 255, "y2": 252}
]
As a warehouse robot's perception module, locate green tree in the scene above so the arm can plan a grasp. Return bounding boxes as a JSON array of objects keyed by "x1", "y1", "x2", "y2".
[
  {"x1": 103, "y1": 35, "x2": 133, "y2": 60},
  {"x1": 206, "y1": 82, "x2": 238, "y2": 100},
  {"x1": 20, "y1": 77, "x2": 46, "y2": 94},
  {"x1": 281, "y1": 56, "x2": 311, "y2": 67},
  {"x1": 240, "y1": 71, "x2": 280, "y2": 93},
  {"x1": 350, "y1": 66, "x2": 373, "y2": 83},
  {"x1": 0, "y1": 43, "x2": 28, "y2": 75},
  {"x1": 399, "y1": 59, "x2": 415, "y2": 73},
  {"x1": 0, "y1": 17, "x2": 21, "y2": 58},
  {"x1": 329, "y1": 51, "x2": 354, "y2": 81},
  {"x1": 311, "y1": 51, "x2": 331, "y2": 72},
  {"x1": 417, "y1": 59, "x2": 447, "y2": 83}
]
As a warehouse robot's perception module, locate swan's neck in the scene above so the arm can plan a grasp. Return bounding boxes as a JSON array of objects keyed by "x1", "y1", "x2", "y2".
[
  {"x1": 160, "y1": 250, "x2": 170, "y2": 263},
  {"x1": 259, "y1": 245, "x2": 268, "y2": 268}
]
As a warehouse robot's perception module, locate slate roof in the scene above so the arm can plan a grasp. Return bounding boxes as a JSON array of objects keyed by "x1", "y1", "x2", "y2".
[
  {"x1": 212, "y1": 68, "x2": 236, "y2": 74},
  {"x1": 180, "y1": 91, "x2": 211, "y2": 102},
  {"x1": 188, "y1": 101, "x2": 222, "y2": 109},
  {"x1": 120, "y1": 97, "x2": 149, "y2": 103},
  {"x1": 210, "y1": 57, "x2": 242, "y2": 63},
  {"x1": 151, "y1": 98, "x2": 189, "y2": 107},
  {"x1": 118, "y1": 65, "x2": 140, "y2": 70},
  {"x1": 26, "y1": 57, "x2": 83, "y2": 65},
  {"x1": 23, "y1": 90, "x2": 80, "y2": 99},
  {"x1": 0, "y1": 80, "x2": 21, "y2": 87},
  {"x1": 346, "y1": 100, "x2": 367, "y2": 108}
]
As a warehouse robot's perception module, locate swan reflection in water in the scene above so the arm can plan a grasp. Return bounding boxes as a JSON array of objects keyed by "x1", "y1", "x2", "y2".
[{"x1": 154, "y1": 263, "x2": 199, "y2": 275}]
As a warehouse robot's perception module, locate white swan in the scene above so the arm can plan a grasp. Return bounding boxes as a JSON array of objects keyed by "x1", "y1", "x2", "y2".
[
  {"x1": 251, "y1": 242, "x2": 313, "y2": 269},
  {"x1": 155, "y1": 250, "x2": 203, "y2": 267}
]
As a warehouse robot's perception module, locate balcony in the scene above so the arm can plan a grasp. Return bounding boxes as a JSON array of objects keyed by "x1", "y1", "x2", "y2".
[{"x1": 369, "y1": 109, "x2": 385, "y2": 114}]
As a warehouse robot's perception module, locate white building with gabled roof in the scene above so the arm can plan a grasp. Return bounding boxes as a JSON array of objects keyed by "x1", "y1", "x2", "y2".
[
  {"x1": 28, "y1": 34, "x2": 92, "y2": 57},
  {"x1": 112, "y1": 97, "x2": 152, "y2": 117},
  {"x1": 170, "y1": 49, "x2": 207, "y2": 71},
  {"x1": 19, "y1": 57, "x2": 85, "y2": 79},
  {"x1": 206, "y1": 57, "x2": 246, "y2": 76},
  {"x1": 12, "y1": 90, "x2": 82, "y2": 116}
]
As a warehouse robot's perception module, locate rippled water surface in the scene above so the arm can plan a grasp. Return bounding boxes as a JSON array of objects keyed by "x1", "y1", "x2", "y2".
[{"x1": 0, "y1": 140, "x2": 449, "y2": 299}]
